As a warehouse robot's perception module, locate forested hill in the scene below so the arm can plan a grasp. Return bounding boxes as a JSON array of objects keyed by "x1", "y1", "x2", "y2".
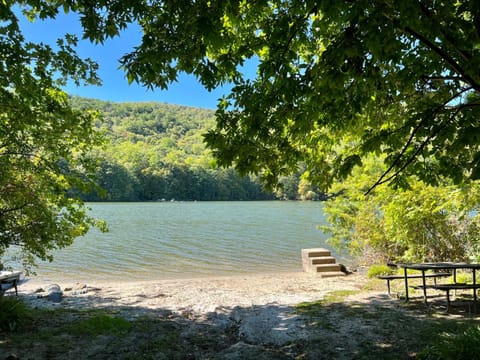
[{"x1": 71, "y1": 97, "x2": 321, "y2": 201}]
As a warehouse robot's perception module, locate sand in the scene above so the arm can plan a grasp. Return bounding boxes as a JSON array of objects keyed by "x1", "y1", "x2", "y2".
[{"x1": 18, "y1": 271, "x2": 368, "y2": 315}]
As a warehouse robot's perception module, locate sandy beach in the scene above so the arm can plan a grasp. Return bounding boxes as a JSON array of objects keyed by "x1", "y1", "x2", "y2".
[
  {"x1": 6, "y1": 271, "x2": 452, "y2": 359},
  {"x1": 18, "y1": 271, "x2": 368, "y2": 315}
]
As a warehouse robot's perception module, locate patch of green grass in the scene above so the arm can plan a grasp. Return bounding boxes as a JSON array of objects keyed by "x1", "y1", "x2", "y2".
[
  {"x1": 68, "y1": 314, "x2": 132, "y2": 336},
  {"x1": 296, "y1": 290, "x2": 360, "y2": 317},
  {"x1": 323, "y1": 289, "x2": 360, "y2": 303},
  {"x1": 296, "y1": 299, "x2": 324, "y2": 317},
  {"x1": 417, "y1": 325, "x2": 480, "y2": 360},
  {"x1": 296, "y1": 287, "x2": 480, "y2": 359},
  {"x1": 362, "y1": 279, "x2": 386, "y2": 291},
  {"x1": 127, "y1": 318, "x2": 187, "y2": 359}
]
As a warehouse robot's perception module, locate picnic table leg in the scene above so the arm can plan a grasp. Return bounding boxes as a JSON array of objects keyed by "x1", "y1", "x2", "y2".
[
  {"x1": 446, "y1": 289, "x2": 451, "y2": 312},
  {"x1": 421, "y1": 270, "x2": 428, "y2": 306},
  {"x1": 473, "y1": 269, "x2": 477, "y2": 313},
  {"x1": 404, "y1": 267, "x2": 409, "y2": 302}
]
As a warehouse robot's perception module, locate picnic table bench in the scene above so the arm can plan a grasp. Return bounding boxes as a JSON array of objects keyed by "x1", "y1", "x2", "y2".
[
  {"x1": 377, "y1": 272, "x2": 451, "y2": 296},
  {"x1": 399, "y1": 262, "x2": 480, "y2": 312},
  {"x1": 433, "y1": 283, "x2": 480, "y2": 312},
  {"x1": 0, "y1": 271, "x2": 22, "y2": 296}
]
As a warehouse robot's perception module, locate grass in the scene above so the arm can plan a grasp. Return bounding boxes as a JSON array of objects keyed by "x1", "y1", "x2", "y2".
[
  {"x1": 0, "y1": 307, "x2": 188, "y2": 359},
  {"x1": 0, "y1": 296, "x2": 32, "y2": 332},
  {"x1": 68, "y1": 314, "x2": 132, "y2": 336},
  {"x1": 417, "y1": 325, "x2": 480, "y2": 360},
  {"x1": 295, "y1": 288, "x2": 480, "y2": 359}
]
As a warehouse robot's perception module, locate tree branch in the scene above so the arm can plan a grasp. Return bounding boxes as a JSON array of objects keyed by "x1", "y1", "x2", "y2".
[
  {"x1": 419, "y1": 3, "x2": 472, "y2": 63},
  {"x1": 0, "y1": 203, "x2": 29, "y2": 217},
  {"x1": 365, "y1": 105, "x2": 463, "y2": 195},
  {"x1": 404, "y1": 26, "x2": 480, "y2": 93},
  {"x1": 365, "y1": 87, "x2": 473, "y2": 195}
]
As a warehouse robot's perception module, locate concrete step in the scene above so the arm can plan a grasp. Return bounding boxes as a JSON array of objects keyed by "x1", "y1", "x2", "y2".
[
  {"x1": 310, "y1": 256, "x2": 336, "y2": 265},
  {"x1": 302, "y1": 248, "x2": 331, "y2": 258},
  {"x1": 314, "y1": 264, "x2": 342, "y2": 273},
  {"x1": 301, "y1": 248, "x2": 345, "y2": 277},
  {"x1": 319, "y1": 271, "x2": 346, "y2": 278}
]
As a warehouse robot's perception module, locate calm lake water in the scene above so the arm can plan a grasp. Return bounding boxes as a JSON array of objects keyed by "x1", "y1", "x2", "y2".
[{"x1": 33, "y1": 201, "x2": 347, "y2": 282}]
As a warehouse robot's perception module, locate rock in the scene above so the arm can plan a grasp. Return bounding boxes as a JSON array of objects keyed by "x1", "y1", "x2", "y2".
[
  {"x1": 47, "y1": 284, "x2": 63, "y2": 303},
  {"x1": 74, "y1": 283, "x2": 87, "y2": 290},
  {"x1": 87, "y1": 286, "x2": 102, "y2": 291},
  {"x1": 34, "y1": 287, "x2": 44, "y2": 293},
  {"x1": 339, "y1": 263, "x2": 351, "y2": 274},
  {"x1": 70, "y1": 288, "x2": 89, "y2": 295}
]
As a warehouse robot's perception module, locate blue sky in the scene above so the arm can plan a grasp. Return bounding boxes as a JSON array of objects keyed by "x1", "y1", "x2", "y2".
[{"x1": 18, "y1": 11, "x2": 234, "y2": 109}]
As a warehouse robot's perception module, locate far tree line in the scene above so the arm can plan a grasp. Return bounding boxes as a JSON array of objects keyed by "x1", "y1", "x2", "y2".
[{"x1": 71, "y1": 97, "x2": 325, "y2": 202}]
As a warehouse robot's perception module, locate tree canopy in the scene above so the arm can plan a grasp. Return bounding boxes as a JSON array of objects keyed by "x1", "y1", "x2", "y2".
[
  {"x1": 0, "y1": 3, "x2": 105, "y2": 271},
  {"x1": 56, "y1": 0, "x2": 479, "y2": 192}
]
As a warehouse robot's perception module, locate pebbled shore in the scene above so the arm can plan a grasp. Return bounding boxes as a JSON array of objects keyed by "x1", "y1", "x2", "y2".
[{"x1": 19, "y1": 271, "x2": 367, "y2": 314}]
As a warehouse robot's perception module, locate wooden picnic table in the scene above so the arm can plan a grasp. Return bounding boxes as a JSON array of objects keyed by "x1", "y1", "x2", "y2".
[
  {"x1": 400, "y1": 262, "x2": 480, "y2": 311},
  {"x1": 0, "y1": 271, "x2": 22, "y2": 296}
]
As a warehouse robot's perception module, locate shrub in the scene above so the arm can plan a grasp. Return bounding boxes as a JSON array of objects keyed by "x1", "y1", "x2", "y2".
[
  {"x1": 417, "y1": 326, "x2": 480, "y2": 360},
  {"x1": 367, "y1": 264, "x2": 395, "y2": 278},
  {"x1": 0, "y1": 296, "x2": 31, "y2": 332}
]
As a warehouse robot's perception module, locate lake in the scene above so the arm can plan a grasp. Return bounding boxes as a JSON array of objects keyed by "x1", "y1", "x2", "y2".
[{"x1": 33, "y1": 201, "x2": 347, "y2": 282}]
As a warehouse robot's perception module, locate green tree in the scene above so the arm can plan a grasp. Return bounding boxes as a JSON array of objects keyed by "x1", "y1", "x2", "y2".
[
  {"x1": 321, "y1": 156, "x2": 480, "y2": 265},
  {"x1": 0, "y1": 4, "x2": 105, "y2": 271},
  {"x1": 62, "y1": 0, "x2": 480, "y2": 191}
]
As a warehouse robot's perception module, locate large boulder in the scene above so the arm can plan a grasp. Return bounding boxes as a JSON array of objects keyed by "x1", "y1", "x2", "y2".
[{"x1": 47, "y1": 284, "x2": 63, "y2": 303}]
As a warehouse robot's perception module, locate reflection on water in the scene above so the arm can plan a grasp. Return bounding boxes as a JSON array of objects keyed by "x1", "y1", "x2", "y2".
[{"x1": 33, "y1": 201, "x2": 345, "y2": 281}]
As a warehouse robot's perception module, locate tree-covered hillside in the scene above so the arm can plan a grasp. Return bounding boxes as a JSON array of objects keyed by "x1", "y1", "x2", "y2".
[{"x1": 71, "y1": 97, "x2": 320, "y2": 201}]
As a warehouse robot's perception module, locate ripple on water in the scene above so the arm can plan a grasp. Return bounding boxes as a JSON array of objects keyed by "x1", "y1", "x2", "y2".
[{"x1": 32, "y1": 201, "x2": 347, "y2": 281}]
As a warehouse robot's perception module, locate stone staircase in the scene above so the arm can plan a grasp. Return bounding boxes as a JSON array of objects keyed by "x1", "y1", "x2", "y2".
[{"x1": 301, "y1": 248, "x2": 346, "y2": 277}]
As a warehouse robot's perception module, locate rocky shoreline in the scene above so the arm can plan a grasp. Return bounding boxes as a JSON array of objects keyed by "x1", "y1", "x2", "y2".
[{"x1": 19, "y1": 271, "x2": 367, "y2": 315}]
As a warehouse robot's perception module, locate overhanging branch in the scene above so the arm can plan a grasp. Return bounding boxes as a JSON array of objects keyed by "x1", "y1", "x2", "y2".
[
  {"x1": 404, "y1": 26, "x2": 480, "y2": 93},
  {"x1": 364, "y1": 87, "x2": 473, "y2": 195}
]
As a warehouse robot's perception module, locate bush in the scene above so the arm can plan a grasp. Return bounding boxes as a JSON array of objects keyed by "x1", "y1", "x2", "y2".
[
  {"x1": 417, "y1": 326, "x2": 480, "y2": 360},
  {"x1": 0, "y1": 296, "x2": 31, "y2": 332},
  {"x1": 367, "y1": 264, "x2": 395, "y2": 278}
]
